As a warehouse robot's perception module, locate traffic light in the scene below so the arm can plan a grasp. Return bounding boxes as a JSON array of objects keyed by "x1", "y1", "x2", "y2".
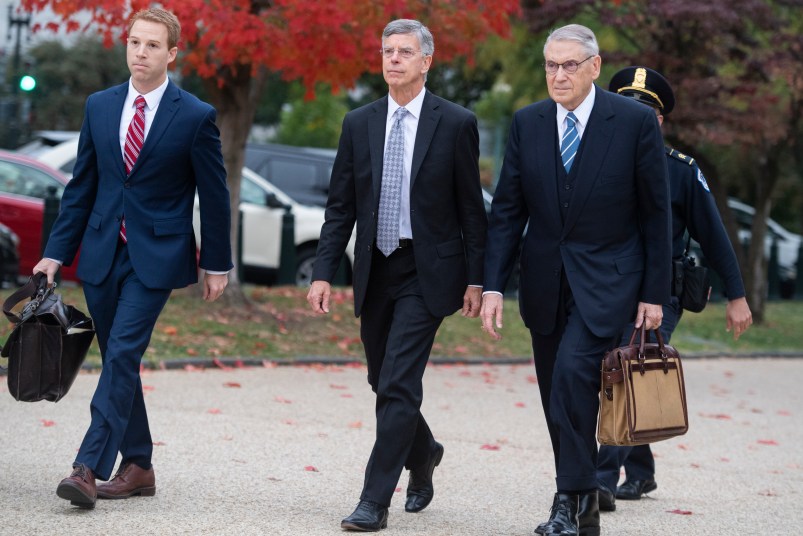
[{"x1": 19, "y1": 74, "x2": 36, "y2": 92}]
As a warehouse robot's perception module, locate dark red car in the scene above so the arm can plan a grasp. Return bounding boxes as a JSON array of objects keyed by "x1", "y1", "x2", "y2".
[{"x1": 0, "y1": 150, "x2": 79, "y2": 282}]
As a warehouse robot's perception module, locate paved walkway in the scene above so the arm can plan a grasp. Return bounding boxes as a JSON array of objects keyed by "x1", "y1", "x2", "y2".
[{"x1": 1, "y1": 358, "x2": 801, "y2": 535}]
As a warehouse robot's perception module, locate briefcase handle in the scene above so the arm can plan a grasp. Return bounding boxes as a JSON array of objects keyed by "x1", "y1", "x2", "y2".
[
  {"x1": 2, "y1": 272, "x2": 51, "y2": 324},
  {"x1": 626, "y1": 325, "x2": 669, "y2": 361}
]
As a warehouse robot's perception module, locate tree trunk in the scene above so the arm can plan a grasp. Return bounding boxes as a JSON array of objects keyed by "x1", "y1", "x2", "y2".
[
  {"x1": 745, "y1": 151, "x2": 781, "y2": 324},
  {"x1": 201, "y1": 65, "x2": 266, "y2": 307}
]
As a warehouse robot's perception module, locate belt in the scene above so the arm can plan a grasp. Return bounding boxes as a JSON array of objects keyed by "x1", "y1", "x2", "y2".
[{"x1": 397, "y1": 238, "x2": 413, "y2": 249}]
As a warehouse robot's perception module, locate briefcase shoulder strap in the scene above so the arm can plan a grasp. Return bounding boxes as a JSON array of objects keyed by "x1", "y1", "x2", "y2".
[{"x1": 2, "y1": 272, "x2": 48, "y2": 324}]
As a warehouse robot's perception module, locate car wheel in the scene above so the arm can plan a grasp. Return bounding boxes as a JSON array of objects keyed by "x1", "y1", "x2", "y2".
[{"x1": 295, "y1": 246, "x2": 317, "y2": 287}]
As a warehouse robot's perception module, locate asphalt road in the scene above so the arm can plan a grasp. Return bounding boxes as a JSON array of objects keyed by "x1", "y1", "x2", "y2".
[{"x1": 1, "y1": 358, "x2": 801, "y2": 535}]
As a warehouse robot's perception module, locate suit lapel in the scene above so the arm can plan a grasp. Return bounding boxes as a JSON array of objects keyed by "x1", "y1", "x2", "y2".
[
  {"x1": 410, "y1": 91, "x2": 440, "y2": 190},
  {"x1": 534, "y1": 101, "x2": 562, "y2": 229},
  {"x1": 129, "y1": 81, "x2": 181, "y2": 177},
  {"x1": 369, "y1": 97, "x2": 388, "y2": 209},
  {"x1": 561, "y1": 85, "x2": 615, "y2": 236},
  {"x1": 108, "y1": 83, "x2": 129, "y2": 179}
]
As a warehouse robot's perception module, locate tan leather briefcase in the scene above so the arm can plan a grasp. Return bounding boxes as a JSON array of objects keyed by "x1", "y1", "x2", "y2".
[{"x1": 597, "y1": 326, "x2": 688, "y2": 446}]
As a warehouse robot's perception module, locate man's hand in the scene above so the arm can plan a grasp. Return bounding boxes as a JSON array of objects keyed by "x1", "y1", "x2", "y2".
[
  {"x1": 725, "y1": 297, "x2": 752, "y2": 340},
  {"x1": 462, "y1": 287, "x2": 482, "y2": 318},
  {"x1": 307, "y1": 280, "x2": 332, "y2": 314},
  {"x1": 32, "y1": 258, "x2": 61, "y2": 286},
  {"x1": 480, "y1": 293, "x2": 504, "y2": 340},
  {"x1": 202, "y1": 272, "x2": 228, "y2": 302},
  {"x1": 634, "y1": 302, "x2": 663, "y2": 331}
]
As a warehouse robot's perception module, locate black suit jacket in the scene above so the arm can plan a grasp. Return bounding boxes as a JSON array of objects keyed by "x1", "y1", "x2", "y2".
[
  {"x1": 485, "y1": 86, "x2": 671, "y2": 338},
  {"x1": 313, "y1": 91, "x2": 487, "y2": 318}
]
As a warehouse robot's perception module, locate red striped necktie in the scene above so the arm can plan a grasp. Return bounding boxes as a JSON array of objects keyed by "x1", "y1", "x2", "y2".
[{"x1": 120, "y1": 95, "x2": 146, "y2": 243}]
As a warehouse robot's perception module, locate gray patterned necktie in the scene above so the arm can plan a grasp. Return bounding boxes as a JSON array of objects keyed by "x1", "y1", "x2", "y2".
[
  {"x1": 561, "y1": 112, "x2": 579, "y2": 172},
  {"x1": 377, "y1": 107, "x2": 409, "y2": 256}
]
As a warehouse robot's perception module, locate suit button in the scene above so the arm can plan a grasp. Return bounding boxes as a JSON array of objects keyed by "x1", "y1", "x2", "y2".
[
  {"x1": 553, "y1": 269, "x2": 559, "y2": 275},
  {"x1": 124, "y1": 182, "x2": 131, "y2": 189},
  {"x1": 564, "y1": 184, "x2": 571, "y2": 190},
  {"x1": 560, "y1": 240, "x2": 566, "y2": 245},
  {"x1": 563, "y1": 202, "x2": 569, "y2": 208}
]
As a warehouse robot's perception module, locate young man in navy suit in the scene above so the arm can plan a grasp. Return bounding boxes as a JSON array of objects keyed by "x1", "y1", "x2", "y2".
[
  {"x1": 307, "y1": 19, "x2": 486, "y2": 532},
  {"x1": 481, "y1": 25, "x2": 671, "y2": 535},
  {"x1": 34, "y1": 8, "x2": 232, "y2": 508}
]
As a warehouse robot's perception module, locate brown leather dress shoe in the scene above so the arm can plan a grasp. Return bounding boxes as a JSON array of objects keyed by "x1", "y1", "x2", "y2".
[
  {"x1": 56, "y1": 464, "x2": 96, "y2": 509},
  {"x1": 97, "y1": 462, "x2": 156, "y2": 499}
]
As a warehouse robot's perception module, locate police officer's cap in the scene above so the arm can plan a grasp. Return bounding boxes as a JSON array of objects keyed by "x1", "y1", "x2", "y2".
[{"x1": 609, "y1": 66, "x2": 675, "y2": 115}]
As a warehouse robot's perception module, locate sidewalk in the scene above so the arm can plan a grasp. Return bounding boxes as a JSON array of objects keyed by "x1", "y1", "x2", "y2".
[{"x1": 1, "y1": 358, "x2": 801, "y2": 535}]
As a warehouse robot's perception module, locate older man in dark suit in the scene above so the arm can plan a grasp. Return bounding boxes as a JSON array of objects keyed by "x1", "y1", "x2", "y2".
[
  {"x1": 481, "y1": 24, "x2": 671, "y2": 536},
  {"x1": 34, "y1": 8, "x2": 231, "y2": 509},
  {"x1": 307, "y1": 18, "x2": 487, "y2": 532}
]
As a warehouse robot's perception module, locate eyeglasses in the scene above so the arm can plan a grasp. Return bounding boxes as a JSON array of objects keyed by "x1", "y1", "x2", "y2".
[
  {"x1": 380, "y1": 47, "x2": 424, "y2": 59},
  {"x1": 544, "y1": 55, "x2": 595, "y2": 75}
]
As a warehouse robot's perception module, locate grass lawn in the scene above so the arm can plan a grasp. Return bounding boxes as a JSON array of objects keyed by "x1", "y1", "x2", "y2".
[{"x1": 2, "y1": 284, "x2": 801, "y2": 368}]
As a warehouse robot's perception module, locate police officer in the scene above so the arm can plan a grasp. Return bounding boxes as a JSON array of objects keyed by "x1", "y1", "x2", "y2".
[{"x1": 596, "y1": 66, "x2": 753, "y2": 511}]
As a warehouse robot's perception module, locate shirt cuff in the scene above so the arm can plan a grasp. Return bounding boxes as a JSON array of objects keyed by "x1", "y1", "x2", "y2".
[
  {"x1": 45, "y1": 257, "x2": 63, "y2": 266},
  {"x1": 204, "y1": 270, "x2": 230, "y2": 275},
  {"x1": 482, "y1": 290, "x2": 503, "y2": 297}
]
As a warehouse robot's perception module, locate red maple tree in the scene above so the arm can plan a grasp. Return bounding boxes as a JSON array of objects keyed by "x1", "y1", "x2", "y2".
[{"x1": 20, "y1": 0, "x2": 520, "y2": 295}]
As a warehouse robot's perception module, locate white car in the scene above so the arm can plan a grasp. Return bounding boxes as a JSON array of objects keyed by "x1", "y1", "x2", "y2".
[
  {"x1": 689, "y1": 198, "x2": 801, "y2": 298},
  {"x1": 33, "y1": 137, "x2": 353, "y2": 286}
]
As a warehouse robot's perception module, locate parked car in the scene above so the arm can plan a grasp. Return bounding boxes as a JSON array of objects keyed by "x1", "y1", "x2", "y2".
[
  {"x1": 34, "y1": 138, "x2": 353, "y2": 286},
  {"x1": 689, "y1": 198, "x2": 801, "y2": 298},
  {"x1": 0, "y1": 150, "x2": 79, "y2": 282},
  {"x1": 244, "y1": 142, "x2": 336, "y2": 207},
  {"x1": 0, "y1": 222, "x2": 20, "y2": 287},
  {"x1": 194, "y1": 167, "x2": 354, "y2": 285}
]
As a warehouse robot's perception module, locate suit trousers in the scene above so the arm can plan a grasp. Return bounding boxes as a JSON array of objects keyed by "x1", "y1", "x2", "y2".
[
  {"x1": 597, "y1": 298, "x2": 683, "y2": 491},
  {"x1": 358, "y1": 245, "x2": 443, "y2": 507},
  {"x1": 531, "y1": 273, "x2": 620, "y2": 492},
  {"x1": 75, "y1": 241, "x2": 171, "y2": 480}
]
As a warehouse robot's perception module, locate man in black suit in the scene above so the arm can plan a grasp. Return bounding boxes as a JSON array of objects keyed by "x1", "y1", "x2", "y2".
[
  {"x1": 481, "y1": 24, "x2": 671, "y2": 536},
  {"x1": 307, "y1": 18, "x2": 487, "y2": 532}
]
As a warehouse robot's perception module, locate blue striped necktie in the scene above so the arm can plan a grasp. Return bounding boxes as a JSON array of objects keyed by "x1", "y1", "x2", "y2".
[{"x1": 561, "y1": 112, "x2": 579, "y2": 172}]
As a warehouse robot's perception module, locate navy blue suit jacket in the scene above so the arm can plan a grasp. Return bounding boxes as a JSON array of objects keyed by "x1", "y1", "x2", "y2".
[
  {"x1": 44, "y1": 80, "x2": 232, "y2": 289},
  {"x1": 485, "y1": 86, "x2": 671, "y2": 338},
  {"x1": 312, "y1": 91, "x2": 487, "y2": 318}
]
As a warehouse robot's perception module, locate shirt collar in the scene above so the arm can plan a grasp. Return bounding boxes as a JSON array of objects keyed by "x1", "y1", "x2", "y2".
[
  {"x1": 127, "y1": 76, "x2": 170, "y2": 110},
  {"x1": 387, "y1": 86, "x2": 426, "y2": 121},
  {"x1": 557, "y1": 84, "x2": 596, "y2": 129}
]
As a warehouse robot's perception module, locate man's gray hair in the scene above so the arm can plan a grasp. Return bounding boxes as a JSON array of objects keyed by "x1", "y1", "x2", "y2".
[
  {"x1": 544, "y1": 24, "x2": 599, "y2": 57},
  {"x1": 382, "y1": 19, "x2": 435, "y2": 57}
]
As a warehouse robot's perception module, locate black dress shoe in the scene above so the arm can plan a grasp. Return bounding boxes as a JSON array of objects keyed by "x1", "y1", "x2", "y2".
[
  {"x1": 405, "y1": 442, "x2": 444, "y2": 513},
  {"x1": 534, "y1": 493, "x2": 578, "y2": 536},
  {"x1": 578, "y1": 491, "x2": 600, "y2": 536},
  {"x1": 597, "y1": 483, "x2": 616, "y2": 512},
  {"x1": 341, "y1": 501, "x2": 389, "y2": 532},
  {"x1": 616, "y1": 479, "x2": 657, "y2": 500}
]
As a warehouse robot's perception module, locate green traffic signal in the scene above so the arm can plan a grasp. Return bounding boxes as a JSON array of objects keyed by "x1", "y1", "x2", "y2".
[{"x1": 19, "y1": 75, "x2": 36, "y2": 91}]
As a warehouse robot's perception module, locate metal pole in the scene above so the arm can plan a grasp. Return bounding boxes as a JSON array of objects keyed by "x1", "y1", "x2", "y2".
[{"x1": 6, "y1": 6, "x2": 31, "y2": 149}]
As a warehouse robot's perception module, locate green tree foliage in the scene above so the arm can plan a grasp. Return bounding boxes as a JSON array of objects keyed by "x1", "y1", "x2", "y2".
[
  {"x1": 275, "y1": 86, "x2": 348, "y2": 149},
  {"x1": 26, "y1": 37, "x2": 129, "y2": 131}
]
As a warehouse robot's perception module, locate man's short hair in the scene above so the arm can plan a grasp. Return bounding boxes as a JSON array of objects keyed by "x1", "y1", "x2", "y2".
[
  {"x1": 128, "y1": 7, "x2": 181, "y2": 49},
  {"x1": 382, "y1": 19, "x2": 434, "y2": 57},
  {"x1": 544, "y1": 24, "x2": 599, "y2": 58}
]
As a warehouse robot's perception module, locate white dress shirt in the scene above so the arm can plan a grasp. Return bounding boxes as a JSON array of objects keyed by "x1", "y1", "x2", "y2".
[
  {"x1": 385, "y1": 87, "x2": 426, "y2": 240},
  {"x1": 119, "y1": 77, "x2": 169, "y2": 155},
  {"x1": 556, "y1": 85, "x2": 596, "y2": 143}
]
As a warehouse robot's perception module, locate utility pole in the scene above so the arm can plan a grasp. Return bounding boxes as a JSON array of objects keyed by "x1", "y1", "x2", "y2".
[{"x1": 6, "y1": 4, "x2": 30, "y2": 148}]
